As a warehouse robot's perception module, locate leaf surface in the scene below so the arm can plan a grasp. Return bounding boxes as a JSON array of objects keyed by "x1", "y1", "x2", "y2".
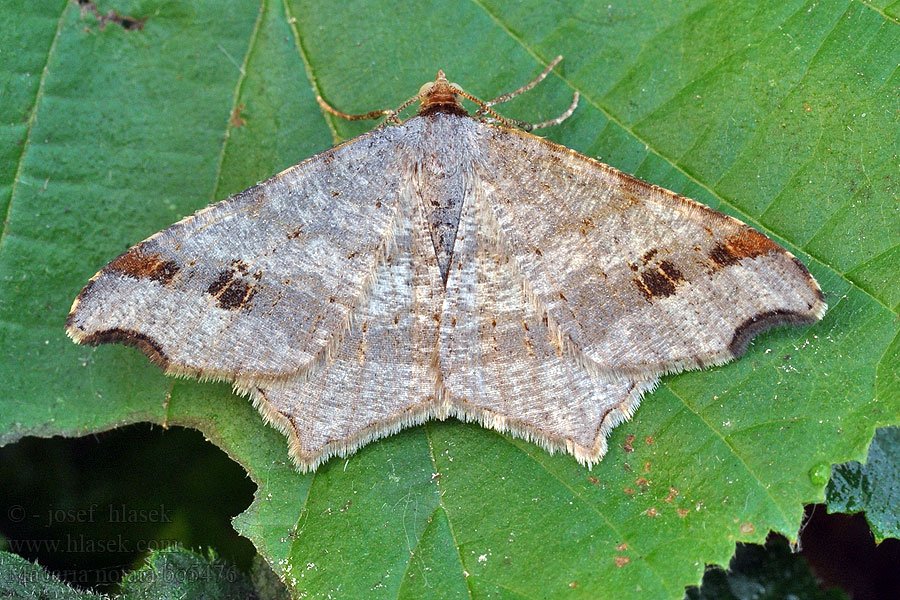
[
  {"x1": 2, "y1": 1, "x2": 898, "y2": 598},
  {"x1": 827, "y1": 426, "x2": 900, "y2": 541},
  {"x1": 0, "y1": 547, "x2": 271, "y2": 599}
]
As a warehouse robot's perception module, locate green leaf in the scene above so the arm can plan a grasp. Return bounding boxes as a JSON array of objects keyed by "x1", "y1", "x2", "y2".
[
  {"x1": 826, "y1": 426, "x2": 900, "y2": 541},
  {"x1": 0, "y1": 547, "x2": 278, "y2": 599},
  {"x1": 2, "y1": 1, "x2": 898, "y2": 599},
  {"x1": 118, "y1": 546, "x2": 254, "y2": 599},
  {"x1": 0, "y1": 551, "x2": 105, "y2": 599}
]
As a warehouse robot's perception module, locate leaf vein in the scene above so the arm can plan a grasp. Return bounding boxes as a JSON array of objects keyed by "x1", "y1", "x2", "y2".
[
  {"x1": 0, "y1": 0, "x2": 70, "y2": 257},
  {"x1": 209, "y1": 0, "x2": 267, "y2": 202},
  {"x1": 281, "y1": 0, "x2": 341, "y2": 145},
  {"x1": 425, "y1": 423, "x2": 475, "y2": 600}
]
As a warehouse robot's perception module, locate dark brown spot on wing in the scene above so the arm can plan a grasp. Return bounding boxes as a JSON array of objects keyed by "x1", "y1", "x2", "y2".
[
  {"x1": 80, "y1": 328, "x2": 169, "y2": 367},
  {"x1": 641, "y1": 249, "x2": 658, "y2": 264},
  {"x1": 633, "y1": 259, "x2": 686, "y2": 301},
  {"x1": 107, "y1": 248, "x2": 180, "y2": 284},
  {"x1": 709, "y1": 243, "x2": 740, "y2": 267},
  {"x1": 710, "y1": 231, "x2": 779, "y2": 269},
  {"x1": 206, "y1": 267, "x2": 259, "y2": 311},
  {"x1": 728, "y1": 309, "x2": 818, "y2": 357},
  {"x1": 658, "y1": 261, "x2": 683, "y2": 283},
  {"x1": 207, "y1": 269, "x2": 234, "y2": 296},
  {"x1": 578, "y1": 217, "x2": 596, "y2": 236},
  {"x1": 217, "y1": 280, "x2": 255, "y2": 310},
  {"x1": 636, "y1": 270, "x2": 676, "y2": 299}
]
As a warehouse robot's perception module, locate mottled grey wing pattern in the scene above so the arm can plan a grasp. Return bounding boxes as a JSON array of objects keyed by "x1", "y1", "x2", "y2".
[
  {"x1": 232, "y1": 114, "x2": 659, "y2": 470},
  {"x1": 476, "y1": 124, "x2": 826, "y2": 377},
  {"x1": 67, "y1": 95, "x2": 826, "y2": 472},
  {"x1": 241, "y1": 188, "x2": 446, "y2": 470},
  {"x1": 67, "y1": 128, "x2": 408, "y2": 383},
  {"x1": 439, "y1": 166, "x2": 658, "y2": 462}
]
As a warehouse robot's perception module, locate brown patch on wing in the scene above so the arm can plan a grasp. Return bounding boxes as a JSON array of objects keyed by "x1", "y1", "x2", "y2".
[
  {"x1": 709, "y1": 243, "x2": 740, "y2": 267},
  {"x1": 633, "y1": 259, "x2": 686, "y2": 301},
  {"x1": 636, "y1": 270, "x2": 675, "y2": 299},
  {"x1": 80, "y1": 328, "x2": 169, "y2": 367},
  {"x1": 206, "y1": 266, "x2": 259, "y2": 311},
  {"x1": 419, "y1": 104, "x2": 468, "y2": 118},
  {"x1": 658, "y1": 260, "x2": 684, "y2": 282},
  {"x1": 107, "y1": 248, "x2": 180, "y2": 285},
  {"x1": 709, "y1": 230, "x2": 779, "y2": 269},
  {"x1": 207, "y1": 270, "x2": 232, "y2": 296},
  {"x1": 218, "y1": 279, "x2": 256, "y2": 310},
  {"x1": 640, "y1": 248, "x2": 658, "y2": 264},
  {"x1": 728, "y1": 309, "x2": 818, "y2": 357}
]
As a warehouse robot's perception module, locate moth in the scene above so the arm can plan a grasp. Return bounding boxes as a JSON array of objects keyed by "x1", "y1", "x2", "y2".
[{"x1": 67, "y1": 58, "x2": 825, "y2": 471}]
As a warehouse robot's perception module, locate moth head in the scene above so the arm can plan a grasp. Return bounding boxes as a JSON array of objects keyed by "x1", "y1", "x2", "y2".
[{"x1": 417, "y1": 71, "x2": 466, "y2": 116}]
